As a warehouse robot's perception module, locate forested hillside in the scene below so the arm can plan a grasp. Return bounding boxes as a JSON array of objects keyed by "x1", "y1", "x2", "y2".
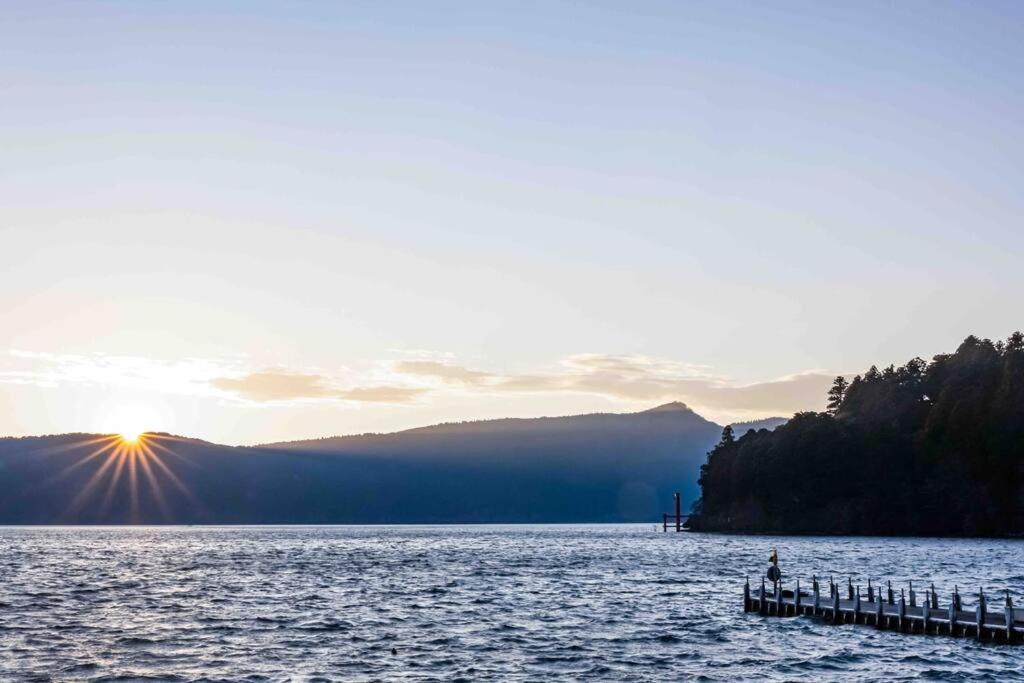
[
  {"x1": 689, "y1": 333, "x2": 1024, "y2": 536},
  {"x1": 0, "y1": 403, "x2": 726, "y2": 524}
]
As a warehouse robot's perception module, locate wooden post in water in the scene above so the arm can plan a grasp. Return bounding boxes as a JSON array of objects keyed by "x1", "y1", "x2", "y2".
[
  {"x1": 875, "y1": 586, "x2": 884, "y2": 627},
  {"x1": 922, "y1": 590, "x2": 931, "y2": 634},
  {"x1": 887, "y1": 580, "x2": 894, "y2": 605},
  {"x1": 948, "y1": 590, "x2": 957, "y2": 636},
  {"x1": 832, "y1": 582, "x2": 840, "y2": 623},
  {"x1": 795, "y1": 578, "x2": 801, "y2": 615},
  {"x1": 847, "y1": 577, "x2": 854, "y2": 601},
  {"x1": 931, "y1": 583, "x2": 938, "y2": 609},
  {"x1": 976, "y1": 588, "x2": 986, "y2": 641},
  {"x1": 909, "y1": 581, "x2": 916, "y2": 608},
  {"x1": 744, "y1": 576, "x2": 751, "y2": 612},
  {"x1": 1005, "y1": 592, "x2": 1014, "y2": 642},
  {"x1": 760, "y1": 577, "x2": 767, "y2": 615},
  {"x1": 662, "y1": 513, "x2": 668, "y2": 532},
  {"x1": 775, "y1": 580, "x2": 783, "y2": 616},
  {"x1": 898, "y1": 589, "x2": 906, "y2": 631},
  {"x1": 854, "y1": 585, "x2": 861, "y2": 623},
  {"x1": 674, "y1": 492, "x2": 682, "y2": 532},
  {"x1": 867, "y1": 578, "x2": 874, "y2": 603},
  {"x1": 813, "y1": 576, "x2": 821, "y2": 615}
]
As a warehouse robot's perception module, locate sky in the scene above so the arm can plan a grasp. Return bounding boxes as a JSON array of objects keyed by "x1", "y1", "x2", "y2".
[{"x1": 2, "y1": 1, "x2": 1023, "y2": 444}]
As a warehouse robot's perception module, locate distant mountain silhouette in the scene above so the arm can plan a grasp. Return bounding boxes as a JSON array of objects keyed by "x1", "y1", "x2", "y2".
[
  {"x1": 728, "y1": 417, "x2": 788, "y2": 433},
  {"x1": 0, "y1": 403, "x2": 782, "y2": 524}
]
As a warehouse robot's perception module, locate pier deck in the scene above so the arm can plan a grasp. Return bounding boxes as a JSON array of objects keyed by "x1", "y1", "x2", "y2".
[{"x1": 745, "y1": 577, "x2": 1024, "y2": 643}]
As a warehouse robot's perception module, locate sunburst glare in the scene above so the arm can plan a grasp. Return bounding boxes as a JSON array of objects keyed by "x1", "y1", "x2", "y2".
[{"x1": 56, "y1": 432, "x2": 196, "y2": 523}]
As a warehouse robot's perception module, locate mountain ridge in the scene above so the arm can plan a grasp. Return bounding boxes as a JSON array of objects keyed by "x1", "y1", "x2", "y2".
[{"x1": 0, "y1": 403, "x2": 788, "y2": 524}]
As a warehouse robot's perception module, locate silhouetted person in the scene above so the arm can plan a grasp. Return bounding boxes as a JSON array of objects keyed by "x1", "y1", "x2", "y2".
[{"x1": 766, "y1": 547, "x2": 781, "y2": 588}]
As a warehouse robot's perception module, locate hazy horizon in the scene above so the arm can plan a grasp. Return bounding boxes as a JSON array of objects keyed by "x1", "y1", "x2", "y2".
[{"x1": 3, "y1": 1, "x2": 1023, "y2": 443}]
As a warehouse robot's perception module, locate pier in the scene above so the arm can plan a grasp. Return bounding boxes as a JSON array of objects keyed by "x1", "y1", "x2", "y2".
[
  {"x1": 745, "y1": 576, "x2": 1024, "y2": 643},
  {"x1": 661, "y1": 492, "x2": 687, "y2": 532}
]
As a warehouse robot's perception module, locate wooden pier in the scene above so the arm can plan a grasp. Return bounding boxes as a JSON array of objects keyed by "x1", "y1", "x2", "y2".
[
  {"x1": 745, "y1": 575, "x2": 1024, "y2": 643},
  {"x1": 661, "y1": 492, "x2": 687, "y2": 532}
]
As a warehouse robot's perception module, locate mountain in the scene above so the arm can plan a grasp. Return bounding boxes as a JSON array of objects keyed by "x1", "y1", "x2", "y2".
[
  {"x1": 0, "y1": 402, "x2": 736, "y2": 524},
  {"x1": 728, "y1": 417, "x2": 788, "y2": 433}
]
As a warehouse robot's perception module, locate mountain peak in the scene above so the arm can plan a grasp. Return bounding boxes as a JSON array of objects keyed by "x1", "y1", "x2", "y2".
[{"x1": 642, "y1": 401, "x2": 692, "y2": 414}]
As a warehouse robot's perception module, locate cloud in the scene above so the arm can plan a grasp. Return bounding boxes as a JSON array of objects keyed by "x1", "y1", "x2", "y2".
[
  {"x1": 393, "y1": 360, "x2": 495, "y2": 386},
  {"x1": 337, "y1": 386, "x2": 426, "y2": 403},
  {"x1": 210, "y1": 370, "x2": 424, "y2": 404},
  {"x1": 210, "y1": 371, "x2": 335, "y2": 401},
  {"x1": 396, "y1": 353, "x2": 838, "y2": 417},
  {"x1": 2, "y1": 351, "x2": 425, "y2": 406}
]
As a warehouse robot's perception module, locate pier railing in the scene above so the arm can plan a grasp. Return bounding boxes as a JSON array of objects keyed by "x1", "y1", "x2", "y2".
[{"x1": 744, "y1": 575, "x2": 1024, "y2": 643}]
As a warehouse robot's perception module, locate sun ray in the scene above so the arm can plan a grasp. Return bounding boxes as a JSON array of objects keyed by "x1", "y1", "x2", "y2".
[
  {"x1": 56, "y1": 432, "x2": 198, "y2": 523},
  {"x1": 128, "y1": 449, "x2": 140, "y2": 523},
  {"x1": 43, "y1": 434, "x2": 121, "y2": 456},
  {"x1": 136, "y1": 446, "x2": 171, "y2": 521},
  {"x1": 144, "y1": 437, "x2": 197, "y2": 467},
  {"x1": 140, "y1": 442, "x2": 194, "y2": 499},
  {"x1": 99, "y1": 446, "x2": 130, "y2": 519},
  {"x1": 65, "y1": 443, "x2": 125, "y2": 517},
  {"x1": 52, "y1": 438, "x2": 120, "y2": 480}
]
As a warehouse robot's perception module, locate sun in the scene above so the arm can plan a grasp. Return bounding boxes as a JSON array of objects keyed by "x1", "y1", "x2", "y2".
[{"x1": 120, "y1": 430, "x2": 144, "y2": 444}]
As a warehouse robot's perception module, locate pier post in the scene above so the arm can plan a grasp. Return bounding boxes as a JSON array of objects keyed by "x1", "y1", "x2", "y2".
[
  {"x1": 898, "y1": 589, "x2": 906, "y2": 631},
  {"x1": 974, "y1": 589, "x2": 983, "y2": 643},
  {"x1": 813, "y1": 576, "x2": 820, "y2": 615},
  {"x1": 922, "y1": 591, "x2": 931, "y2": 634},
  {"x1": 948, "y1": 591, "x2": 957, "y2": 636},
  {"x1": 674, "y1": 492, "x2": 681, "y2": 532},
  {"x1": 744, "y1": 576, "x2": 751, "y2": 612},
  {"x1": 775, "y1": 580, "x2": 783, "y2": 616},
  {"x1": 662, "y1": 513, "x2": 667, "y2": 532},
  {"x1": 760, "y1": 577, "x2": 767, "y2": 615},
  {"x1": 795, "y1": 578, "x2": 801, "y2": 615},
  {"x1": 867, "y1": 578, "x2": 874, "y2": 603},
  {"x1": 1005, "y1": 592, "x2": 1014, "y2": 642},
  {"x1": 931, "y1": 583, "x2": 938, "y2": 609},
  {"x1": 854, "y1": 585, "x2": 861, "y2": 623},
  {"x1": 910, "y1": 581, "x2": 916, "y2": 608},
  {"x1": 847, "y1": 577, "x2": 854, "y2": 601},
  {"x1": 976, "y1": 588, "x2": 986, "y2": 641},
  {"x1": 875, "y1": 586, "x2": 884, "y2": 627},
  {"x1": 832, "y1": 583, "x2": 840, "y2": 623},
  {"x1": 887, "y1": 580, "x2": 894, "y2": 605},
  {"x1": 829, "y1": 575, "x2": 835, "y2": 600}
]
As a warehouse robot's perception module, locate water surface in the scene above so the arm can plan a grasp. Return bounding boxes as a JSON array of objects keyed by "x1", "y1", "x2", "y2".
[{"x1": 2, "y1": 526, "x2": 1023, "y2": 681}]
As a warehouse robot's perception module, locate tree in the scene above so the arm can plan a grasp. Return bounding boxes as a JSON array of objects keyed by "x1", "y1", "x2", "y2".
[
  {"x1": 719, "y1": 424, "x2": 735, "y2": 445},
  {"x1": 826, "y1": 375, "x2": 849, "y2": 415}
]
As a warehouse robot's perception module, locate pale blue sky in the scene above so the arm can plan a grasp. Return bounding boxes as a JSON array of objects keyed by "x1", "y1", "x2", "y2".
[{"x1": 2, "y1": 1, "x2": 1022, "y2": 443}]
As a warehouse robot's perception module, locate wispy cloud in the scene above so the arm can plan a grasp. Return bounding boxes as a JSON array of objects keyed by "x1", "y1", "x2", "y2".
[
  {"x1": 393, "y1": 360, "x2": 494, "y2": 386},
  {"x1": 395, "y1": 353, "x2": 836, "y2": 417},
  {"x1": 2, "y1": 348, "x2": 838, "y2": 417},
  {"x1": 1, "y1": 351, "x2": 425, "y2": 405},
  {"x1": 210, "y1": 370, "x2": 424, "y2": 404}
]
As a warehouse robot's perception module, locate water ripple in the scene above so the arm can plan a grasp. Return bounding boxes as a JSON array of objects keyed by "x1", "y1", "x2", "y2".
[{"x1": 0, "y1": 526, "x2": 1023, "y2": 680}]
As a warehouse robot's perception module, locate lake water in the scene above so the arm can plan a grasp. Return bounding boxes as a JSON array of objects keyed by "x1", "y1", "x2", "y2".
[{"x1": 2, "y1": 526, "x2": 1023, "y2": 681}]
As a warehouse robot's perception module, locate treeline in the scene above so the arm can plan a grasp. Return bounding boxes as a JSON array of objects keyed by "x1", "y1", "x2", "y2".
[{"x1": 689, "y1": 333, "x2": 1024, "y2": 536}]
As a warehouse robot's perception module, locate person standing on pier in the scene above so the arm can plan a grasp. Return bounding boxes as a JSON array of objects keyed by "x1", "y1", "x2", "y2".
[{"x1": 767, "y1": 547, "x2": 781, "y2": 589}]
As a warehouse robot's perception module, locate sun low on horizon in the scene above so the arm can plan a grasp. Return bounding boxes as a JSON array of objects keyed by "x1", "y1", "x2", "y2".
[{"x1": 118, "y1": 430, "x2": 144, "y2": 444}]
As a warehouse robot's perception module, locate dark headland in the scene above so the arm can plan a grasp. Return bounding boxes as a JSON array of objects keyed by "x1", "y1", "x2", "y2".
[
  {"x1": 688, "y1": 333, "x2": 1024, "y2": 537},
  {"x1": 0, "y1": 403, "x2": 784, "y2": 525}
]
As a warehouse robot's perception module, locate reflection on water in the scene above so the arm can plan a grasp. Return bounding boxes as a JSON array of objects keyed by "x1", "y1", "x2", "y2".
[{"x1": 1, "y1": 526, "x2": 1022, "y2": 680}]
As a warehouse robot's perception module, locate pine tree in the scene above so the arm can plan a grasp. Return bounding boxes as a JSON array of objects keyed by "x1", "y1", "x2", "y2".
[
  {"x1": 719, "y1": 424, "x2": 735, "y2": 445},
  {"x1": 826, "y1": 375, "x2": 849, "y2": 415}
]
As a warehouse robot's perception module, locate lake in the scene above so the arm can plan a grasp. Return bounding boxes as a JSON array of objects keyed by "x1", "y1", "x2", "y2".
[{"x1": 2, "y1": 526, "x2": 1023, "y2": 680}]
